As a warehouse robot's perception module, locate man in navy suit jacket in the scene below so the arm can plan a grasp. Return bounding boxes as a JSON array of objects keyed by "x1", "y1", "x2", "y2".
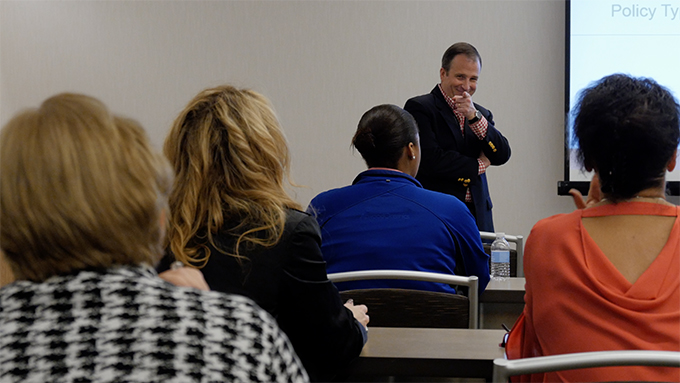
[{"x1": 404, "y1": 42, "x2": 511, "y2": 232}]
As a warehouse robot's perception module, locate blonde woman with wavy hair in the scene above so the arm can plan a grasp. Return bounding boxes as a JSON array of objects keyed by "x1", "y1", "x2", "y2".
[
  {"x1": 164, "y1": 86, "x2": 299, "y2": 267},
  {"x1": 160, "y1": 85, "x2": 368, "y2": 382},
  {"x1": 0, "y1": 93, "x2": 308, "y2": 383}
]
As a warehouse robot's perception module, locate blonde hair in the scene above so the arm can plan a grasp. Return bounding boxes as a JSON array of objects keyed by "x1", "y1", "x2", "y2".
[
  {"x1": 164, "y1": 85, "x2": 301, "y2": 267},
  {"x1": 0, "y1": 93, "x2": 172, "y2": 282}
]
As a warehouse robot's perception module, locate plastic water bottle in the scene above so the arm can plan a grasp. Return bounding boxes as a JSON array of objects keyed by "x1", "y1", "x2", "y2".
[{"x1": 490, "y1": 232, "x2": 510, "y2": 280}]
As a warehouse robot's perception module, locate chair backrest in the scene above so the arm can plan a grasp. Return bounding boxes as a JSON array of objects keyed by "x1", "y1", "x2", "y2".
[
  {"x1": 492, "y1": 350, "x2": 680, "y2": 382},
  {"x1": 480, "y1": 232, "x2": 524, "y2": 277},
  {"x1": 339, "y1": 288, "x2": 469, "y2": 328},
  {"x1": 327, "y1": 269, "x2": 478, "y2": 329}
]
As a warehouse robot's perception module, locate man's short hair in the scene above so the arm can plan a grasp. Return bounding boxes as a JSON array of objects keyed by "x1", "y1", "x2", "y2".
[
  {"x1": 0, "y1": 93, "x2": 172, "y2": 281},
  {"x1": 441, "y1": 42, "x2": 482, "y2": 72}
]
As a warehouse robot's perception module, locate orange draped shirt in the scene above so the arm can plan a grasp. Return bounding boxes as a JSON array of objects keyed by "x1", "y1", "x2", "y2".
[{"x1": 519, "y1": 202, "x2": 680, "y2": 382}]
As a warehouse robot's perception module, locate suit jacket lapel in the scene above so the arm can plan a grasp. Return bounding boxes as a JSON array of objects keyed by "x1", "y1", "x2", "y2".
[{"x1": 431, "y1": 87, "x2": 465, "y2": 146}]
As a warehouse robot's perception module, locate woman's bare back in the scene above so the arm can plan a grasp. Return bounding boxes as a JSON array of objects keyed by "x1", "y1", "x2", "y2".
[{"x1": 582, "y1": 204, "x2": 675, "y2": 284}]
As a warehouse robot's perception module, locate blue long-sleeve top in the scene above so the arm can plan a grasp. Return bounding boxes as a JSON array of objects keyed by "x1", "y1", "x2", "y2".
[{"x1": 308, "y1": 168, "x2": 490, "y2": 294}]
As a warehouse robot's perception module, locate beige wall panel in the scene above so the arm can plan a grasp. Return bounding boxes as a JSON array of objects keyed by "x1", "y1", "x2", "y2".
[{"x1": 1, "y1": 0, "x2": 576, "y2": 246}]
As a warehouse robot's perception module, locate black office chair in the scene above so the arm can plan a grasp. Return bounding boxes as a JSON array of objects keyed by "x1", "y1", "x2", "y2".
[{"x1": 327, "y1": 269, "x2": 479, "y2": 329}]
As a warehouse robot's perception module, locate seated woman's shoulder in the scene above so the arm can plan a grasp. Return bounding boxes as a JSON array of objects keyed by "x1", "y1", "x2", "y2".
[
  {"x1": 416, "y1": 188, "x2": 469, "y2": 210},
  {"x1": 532, "y1": 210, "x2": 579, "y2": 231},
  {"x1": 284, "y1": 208, "x2": 321, "y2": 233},
  {"x1": 527, "y1": 210, "x2": 582, "y2": 245},
  {"x1": 161, "y1": 279, "x2": 275, "y2": 323},
  {"x1": 286, "y1": 208, "x2": 314, "y2": 222}
]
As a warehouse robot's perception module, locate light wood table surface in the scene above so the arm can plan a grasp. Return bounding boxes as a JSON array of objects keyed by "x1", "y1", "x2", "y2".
[
  {"x1": 343, "y1": 327, "x2": 506, "y2": 380},
  {"x1": 481, "y1": 277, "x2": 525, "y2": 303},
  {"x1": 479, "y1": 277, "x2": 525, "y2": 330}
]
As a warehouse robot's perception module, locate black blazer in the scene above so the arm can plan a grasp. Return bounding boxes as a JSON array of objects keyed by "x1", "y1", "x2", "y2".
[
  {"x1": 404, "y1": 86, "x2": 511, "y2": 232},
  {"x1": 158, "y1": 209, "x2": 364, "y2": 382}
]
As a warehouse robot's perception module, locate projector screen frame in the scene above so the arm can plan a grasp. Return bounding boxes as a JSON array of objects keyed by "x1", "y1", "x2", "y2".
[{"x1": 558, "y1": 0, "x2": 679, "y2": 197}]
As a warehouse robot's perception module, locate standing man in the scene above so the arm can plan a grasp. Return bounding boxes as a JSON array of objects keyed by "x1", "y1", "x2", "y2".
[{"x1": 404, "y1": 42, "x2": 510, "y2": 232}]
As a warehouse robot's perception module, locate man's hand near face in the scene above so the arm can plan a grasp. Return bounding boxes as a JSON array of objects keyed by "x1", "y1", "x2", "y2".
[{"x1": 453, "y1": 91, "x2": 477, "y2": 120}]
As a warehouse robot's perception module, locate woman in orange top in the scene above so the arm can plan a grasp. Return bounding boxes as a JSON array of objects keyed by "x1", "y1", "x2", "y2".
[{"x1": 515, "y1": 74, "x2": 680, "y2": 382}]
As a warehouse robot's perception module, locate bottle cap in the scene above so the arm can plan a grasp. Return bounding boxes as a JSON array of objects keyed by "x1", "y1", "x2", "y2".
[{"x1": 496, "y1": 232, "x2": 505, "y2": 238}]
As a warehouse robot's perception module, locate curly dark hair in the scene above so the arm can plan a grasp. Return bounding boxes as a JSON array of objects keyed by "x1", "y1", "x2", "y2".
[{"x1": 573, "y1": 74, "x2": 680, "y2": 201}]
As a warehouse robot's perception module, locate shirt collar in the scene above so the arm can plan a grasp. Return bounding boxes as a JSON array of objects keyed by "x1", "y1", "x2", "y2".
[
  {"x1": 352, "y1": 168, "x2": 423, "y2": 188},
  {"x1": 438, "y1": 83, "x2": 459, "y2": 113}
]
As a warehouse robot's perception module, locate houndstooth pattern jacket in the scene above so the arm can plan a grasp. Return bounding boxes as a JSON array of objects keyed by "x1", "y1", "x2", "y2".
[{"x1": 0, "y1": 266, "x2": 308, "y2": 383}]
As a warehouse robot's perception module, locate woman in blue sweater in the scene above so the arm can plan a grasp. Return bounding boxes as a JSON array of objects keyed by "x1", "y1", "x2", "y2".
[{"x1": 309, "y1": 104, "x2": 490, "y2": 294}]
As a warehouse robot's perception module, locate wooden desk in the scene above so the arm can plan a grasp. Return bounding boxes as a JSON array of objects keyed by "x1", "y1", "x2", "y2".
[
  {"x1": 480, "y1": 278, "x2": 525, "y2": 330},
  {"x1": 481, "y1": 277, "x2": 525, "y2": 303},
  {"x1": 343, "y1": 327, "x2": 506, "y2": 380}
]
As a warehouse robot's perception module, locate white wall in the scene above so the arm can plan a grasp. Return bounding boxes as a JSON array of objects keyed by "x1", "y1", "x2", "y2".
[{"x1": 0, "y1": 0, "x2": 576, "y2": 240}]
